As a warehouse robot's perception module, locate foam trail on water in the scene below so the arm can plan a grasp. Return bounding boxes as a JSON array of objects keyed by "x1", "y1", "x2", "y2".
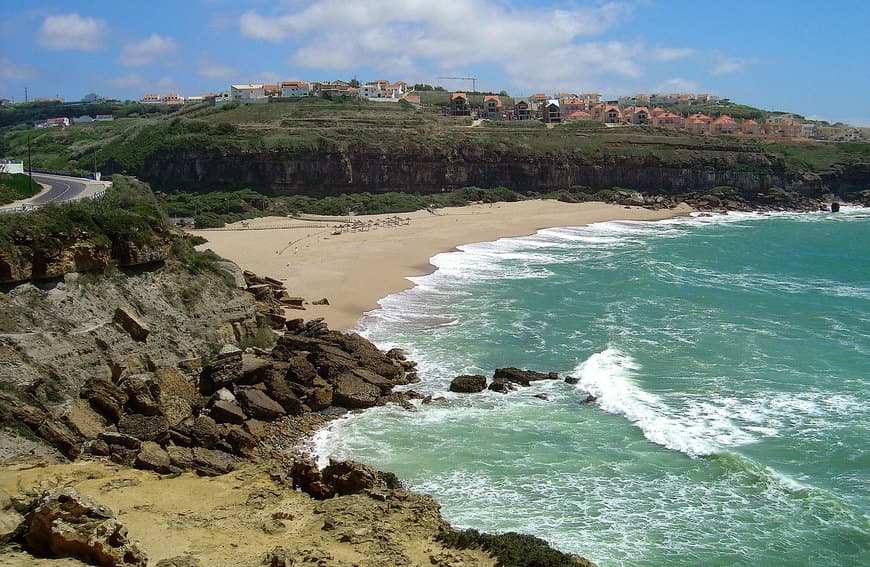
[{"x1": 575, "y1": 348, "x2": 753, "y2": 457}]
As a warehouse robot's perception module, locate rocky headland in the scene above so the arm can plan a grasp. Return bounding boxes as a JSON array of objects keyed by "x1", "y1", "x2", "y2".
[{"x1": 0, "y1": 245, "x2": 594, "y2": 566}]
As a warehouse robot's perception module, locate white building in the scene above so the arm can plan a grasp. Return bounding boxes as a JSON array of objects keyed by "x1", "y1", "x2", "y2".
[
  {"x1": 231, "y1": 84, "x2": 267, "y2": 103},
  {"x1": 281, "y1": 81, "x2": 310, "y2": 98},
  {"x1": 0, "y1": 159, "x2": 24, "y2": 174},
  {"x1": 74, "y1": 115, "x2": 94, "y2": 124},
  {"x1": 214, "y1": 92, "x2": 232, "y2": 106}
]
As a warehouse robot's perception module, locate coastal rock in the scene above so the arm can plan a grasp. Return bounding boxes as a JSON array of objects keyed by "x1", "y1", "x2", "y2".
[
  {"x1": 191, "y1": 447, "x2": 234, "y2": 476},
  {"x1": 134, "y1": 441, "x2": 172, "y2": 474},
  {"x1": 236, "y1": 387, "x2": 286, "y2": 421},
  {"x1": 492, "y1": 368, "x2": 556, "y2": 386},
  {"x1": 209, "y1": 399, "x2": 247, "y2": 425},
  {"x1": 98, "y1": 432, "x2": 142, "y2": 451},
  {"x1": 262, "y1": 372, "x2": 309, "y2": 415},
  {"x1": 224, "y1": 426, "x2": 257, "y2": 458},
  {"x1": 307, "y1": 376, "x2": 333, "y2": 411},
  {"x1": 22, "y1": 488, "x2": 147, "y2": 566},
  {"x1": 117, "y1": 414, "x2": 169, "y2": 444},
  {"x1": 564, "y1": 376, "x2": 579, "y2": 384},
  {"x1": 0, "y1": 491, "x2": 23, "y2": 542},
  {"x1": 199, "y1": 347, "x2": 243, "y2": 394},
  {"x1": 122, "y1": 374, "x2": 161, "y2": 416},
  {"x1": 449, "y1": 374, "x2": 487, "y2": 393},
  {"x1": 113, "y1": 307, "x2": 150, "y2": 343},
  {"x1": 330, "y1": 373, "x2": 381, "y2": 409},
  {"x1": 189, "y1": 415, "x2": 221, "y2": 448},
  {"x1": 82, "y1": 378, "x2": 128, "y2": 423}
]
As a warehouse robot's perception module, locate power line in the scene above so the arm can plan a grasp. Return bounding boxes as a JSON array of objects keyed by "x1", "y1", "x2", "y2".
[{"x1": 436, "y1": 76, "x2": 479, "y2": 93}]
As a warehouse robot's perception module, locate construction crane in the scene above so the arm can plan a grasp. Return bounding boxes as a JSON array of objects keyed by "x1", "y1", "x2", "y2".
[{"x1": 436, "y1": 76, "x2": 479, "y2": 93}]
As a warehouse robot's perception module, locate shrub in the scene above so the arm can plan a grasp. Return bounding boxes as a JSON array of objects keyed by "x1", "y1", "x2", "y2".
[{"x1": 436, "y1": 528, "x2": 591, "y2": 567}]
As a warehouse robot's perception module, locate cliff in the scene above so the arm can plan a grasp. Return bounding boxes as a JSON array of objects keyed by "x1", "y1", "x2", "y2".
[{"x1": 137, "y1": 142, "x2": 869, "y2": 202}]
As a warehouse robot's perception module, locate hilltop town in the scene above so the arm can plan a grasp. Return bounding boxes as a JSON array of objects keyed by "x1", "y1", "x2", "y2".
[{"x1": 9, "y1": 78, "x2": 864, "y2": 143}]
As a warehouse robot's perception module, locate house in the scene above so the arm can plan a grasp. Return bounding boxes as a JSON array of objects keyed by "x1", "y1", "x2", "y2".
[
  {"x1": 281, "y1": 81, "x2": 310, "y2": 98},
  {"x1": 650, "y1": 107, "x2": 666, "y2": 118},
  {"x1": 387, "y1": 82, "x2": 407, "y2": 98},
  {"x1": 450, "y1": 92, "x2": 471, "y2": 117},
  {"x1": 141, "y1": 93, "x2": 161, "y2": 104},
  {"x1": 231, "y1": 84, "x2": 267, "y2": 103},
  {"x1": 162, "y1": 93, "x2": 185, "y2": 105},
  {"x1": 563, "y1": 110, "x2": 593, "y2": 122},
  {"x1": 710, "y1": 114, "x2": 739, "y2": 135},
  {"x1": 360, "y1": 82, "x2": 385, "y2": 99},
  {"x1": 623, "y1": 106, "x2": 650, "y2": 125},
  {"x1": 34, "y1": 117, "x2": 70, "y2": 129},
  {"x1": 213, "y1": 92, "x2": 232, "y2": 106},
  {"x1": 634, "y1": 93, "x2": 650, "y2": 106},
  {"x1": 264, "y1": 84, "x2": 281, "y2": 97},
  {"x1": 542, "y1": 100, "x2": 561, "y2": 123},
  {"x1": 185, "y1": 95, "x2": 204, "y2": 104},
  {"x1": 482, "y1": 95, "x2": 503, "y2": 119},
  {"x1": 602, "y1": 104, "x2": 621, "y2": 124},
  {"x1": 514, "y1": 98, "x2": 531, "y2": 120},
  {"x1": 0, "y1": 159, "x2": 24, "y2": 174},
  {"x1": 562, "y1": 97, "x2": 585, "y2": 114},
  {"x1": 530, "y1": 93, "x2": 549, "y2": 110},
  {"x1": 315, "y1": 81, "x2": 353, "y2": 98},
  {"x1": 82, "y1": 93, "x2": 105, "y2": 103},
  {"x1": 741, "y1": 119, "x2": 760, "y2": 136},
  {"x1": 580, "y1": 93, "x2": 601, "y2": 108},
  {"x1": 73, "y1": 115, "x2": 94, "y2": 124},
  {"x1": 652, "y1": 112, "x2": 683, "y2": 129},
  {"x1": 95, "y1": 114, "x2": 114, "y2": 122},
  {"x1": 780, "y1": 120, "x2": 802, "y2": 138},
  {"x1": 685, "y1": 113, "x2": 712, "y2": 135},
  {"x1": 801, "y1": 122, "x2": 819, "y2": 139},
  {"x1": 0, "y1": 99, "x2": 10, "y2": 106}
]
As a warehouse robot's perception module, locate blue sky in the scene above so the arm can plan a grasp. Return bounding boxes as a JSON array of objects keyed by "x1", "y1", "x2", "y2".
[{"x1": 2, "y1": 0, "x2": 868, "y2": 125}]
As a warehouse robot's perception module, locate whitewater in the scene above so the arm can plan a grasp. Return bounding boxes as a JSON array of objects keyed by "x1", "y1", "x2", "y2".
[{"x1": 315, "y1": 207, "x2": 870, "y2": 566}]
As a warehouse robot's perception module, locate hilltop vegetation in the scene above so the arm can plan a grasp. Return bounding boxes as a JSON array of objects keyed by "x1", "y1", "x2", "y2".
[{"x1": 0, "y1": 173, "x2": 40, "y2": 205}]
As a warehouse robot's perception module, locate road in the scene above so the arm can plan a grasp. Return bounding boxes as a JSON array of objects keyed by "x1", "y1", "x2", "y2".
[
  {"x1": 28, "y1": 174, "x2": 88, "y2": 205},
  {"x1": 0, "y1": 172, "x2": 111, "y2": 213}
]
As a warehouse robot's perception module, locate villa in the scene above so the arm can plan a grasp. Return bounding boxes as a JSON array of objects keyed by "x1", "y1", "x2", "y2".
[{"x1": 450, "y1": 93, "x2": 471, "y2": 117}]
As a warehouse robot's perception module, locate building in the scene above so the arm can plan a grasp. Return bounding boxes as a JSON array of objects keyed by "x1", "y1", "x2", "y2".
[
  {"x1": 710, "y1": 114, "x2": 739, "y2": 135},
  {"x1": 213, "y1": 92, "x2": 232, "y2": 106},
  {"x1": 95, "y1": 114, "x2": 114, "y2": 122},
  {"x1": 402, "y1": 95, "x2": 421, "y2": 108},
  {"x1": 264, "y1": 84, "x2": 281, "y2": 97},
  {"x1": 602, "y1": 104, "x2": 621, "y2": 124},
  {"x1": 34, "y1": 117, "x2": 70, "y2": 129},
  {"x1": 780, "y1": 120, "x2": 802, "y2": 138},
  {"x1": 623, "y1": 106, "x2": 650, "y2": 125},
  {"x1": 801, "y1": 122, "x2": 819, "y2": 139},
  {"x1": 73, "y1": 115, "x2": 94, "y2": 124},
  {"x1": 230, "y1": 84, "x2": 267, "y2": 103},
  {"x1": 530, "y1": 93, "x2": 549, "y2": 110},
  {"x1": 652, "y1": 112, "x2": 683, "y2": 129},
  {"x1": 562, "y1": 97, "x2": 585, "y2": 114},
  {"x1": 482, "y1": 95, "x2": 503, "y2": 119},
  {"x1": 580, "y1": 93, "x2": 601, "y2": 108},
  {"x1": 514, "y1": 99, "x2": 531, "y2": 120},
  {"x1": 81, "y1": 93, "x2": 105, "y2": 103},
  {"x1": 563, "y1": 110, "x2": 593, "y2": 122},
  {"x1": 162, "y1": 93, "x2": 185, "y2": 105},
  {"x1": 141, "y1": 93, "x2": 161, "y2": 104},
  {"x1": 685, "y1": 113, "x2": 712, "y2": 135},
  {"x1": 185, "y1": 95, "x2": 204, "y2": 104},
  {"x1": 0, "y1": 159, "x2": 24, "y2": 174},
  {"x1": 281, "y1": 81, "x2": 310, "y2": 98},
  {"x1": 741, "y1": 119, "x2": 760, "y2": 136},
  {"x1": 543, "y1": 100, "x2": 561, "y2": 123},
  {"x1": 360, "y1": 82, "x2": 385, "y2": 99},
  {"x1": 450, "y1": 92, "x2": 471, "y2": 117}
]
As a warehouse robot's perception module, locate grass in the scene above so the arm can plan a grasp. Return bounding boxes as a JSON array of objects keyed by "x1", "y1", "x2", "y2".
[{"x1": 0, "y1": 173, "x2": 40, "y2": 205}]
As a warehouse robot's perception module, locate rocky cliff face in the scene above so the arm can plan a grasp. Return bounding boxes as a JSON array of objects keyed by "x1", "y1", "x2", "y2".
[
  {"x1": 0, "y1": 237, "x2": 173, "y2": 285},
  {"x1": 138, "y1": 145, "x2": 868, "y2": 199}
]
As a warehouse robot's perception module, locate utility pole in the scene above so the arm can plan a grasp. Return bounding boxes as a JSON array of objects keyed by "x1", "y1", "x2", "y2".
[
  {"x1": 27, "y1": 134, "x2": 33, "y2": 194},
  {"x1": 24, "y1": 87, "x2": 28, "y2": 103}
]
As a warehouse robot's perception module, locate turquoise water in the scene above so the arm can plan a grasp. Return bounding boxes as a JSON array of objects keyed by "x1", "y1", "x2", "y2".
[{"x1": 314, "y1": 208, "x2": 870, "y2": 566}]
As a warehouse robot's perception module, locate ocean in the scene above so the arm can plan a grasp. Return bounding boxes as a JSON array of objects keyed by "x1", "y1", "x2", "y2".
[{"x1": 314, "y1": 207, "x2": 870, "y2": 566}]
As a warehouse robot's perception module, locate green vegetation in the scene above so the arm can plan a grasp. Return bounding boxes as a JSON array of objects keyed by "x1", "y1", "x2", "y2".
[
  {"x1": 0, "y1": 173, "x2": 40, "y2": 205},
  {"x1": 0, "y1": 175, "x2": 169, "y2": 257},
  {"x1": 437, "y1": 528, "x2": 590, "y2": 567}
]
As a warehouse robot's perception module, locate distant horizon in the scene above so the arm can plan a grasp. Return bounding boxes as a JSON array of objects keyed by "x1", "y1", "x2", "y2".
[{"x1": 2, "y1": 1, "x2": 868, "y2": 127}]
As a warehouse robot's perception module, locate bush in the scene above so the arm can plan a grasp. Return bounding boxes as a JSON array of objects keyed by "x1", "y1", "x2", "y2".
[
  {"x1": 436, "y1": 528, "x2": 592, "y2": 567},
  {"x1": 194, "y1": 212, "x2": 225, "y2": 228}
]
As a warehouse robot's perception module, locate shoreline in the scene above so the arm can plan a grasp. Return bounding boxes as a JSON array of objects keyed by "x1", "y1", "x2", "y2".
[{"x1": 192, "y1": 200, "x2": 693, "y2": 331}]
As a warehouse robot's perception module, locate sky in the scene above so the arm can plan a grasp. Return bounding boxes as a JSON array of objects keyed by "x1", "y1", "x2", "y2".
[{"x1": 1, "y1": 0, "x2": 868, "y2": 125}]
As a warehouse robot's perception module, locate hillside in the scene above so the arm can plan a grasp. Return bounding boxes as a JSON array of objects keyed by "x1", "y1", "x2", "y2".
[{"x1": 2, "y1": 98, "x2": 868, "y2": 214}]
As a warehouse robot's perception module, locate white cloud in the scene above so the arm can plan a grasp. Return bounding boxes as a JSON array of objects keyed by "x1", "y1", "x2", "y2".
[
  {"x1": 36, "y1": 13, "x2": 107, "y2": 50},
  {"x1": 649, "y1": 47, "x2": 695, "y2": 62},
  {"x1": 119, "y1": 34, "x2": 177, "y2": 67},
  {"x1": 711, "y1": 53, "x2": 757, "y2": 75}
]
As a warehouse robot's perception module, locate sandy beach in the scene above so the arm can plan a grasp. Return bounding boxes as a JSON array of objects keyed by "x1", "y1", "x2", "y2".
[{"x1": 191, "y1": 200, "x2": 692, "y2": 331}]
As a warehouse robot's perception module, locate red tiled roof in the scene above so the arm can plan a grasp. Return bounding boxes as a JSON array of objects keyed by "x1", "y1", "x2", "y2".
[{"x1": 451, "y1": 92, "x2": 467, "y2": 100}]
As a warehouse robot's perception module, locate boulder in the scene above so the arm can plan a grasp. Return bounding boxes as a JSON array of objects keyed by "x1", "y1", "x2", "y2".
[
  {"x1": 487, "y1": 378, "x2": 520, "y2": 394},
  {"x1": 236, "y1": 388, "x2": 286, "y2": 421},
  {"x1": 312, "y1": 298, "x2": 330, "y2": 305},
  {"x1": 564, "y1": 376, "x2": 579, "y2": 385},
  {"x1": 36, "y1": 421, "x2": 82, "y2": 459},
  {"x1": 0, "y1": 491, "x2": 23, "y2": 543},
  {"x1": 492, "y1": 368, "x2": 556, "y2": 386},
  {"x1": 117, "y1": 414, "x2": 169, "y2": 444},
  {"x1": 156, "y1": 556, "x2": 202, "y2": 567},
  {"x1": 160, "y1": 397, "x2": 193, "y2": 428},
  {"x1": 122, "y1": 375, "x2": 161, "y2": 416},
  {"x1": 134, "y1": 441, "x2": 172, "y2": 474},
  {"x1": 167, "y1": 446, "x2": 195, "y2": 470},
  {"x1": 331, "y1": 373, "x2": 381, "y2": 409},
  {"x1": 22, "y1": 488, "x2": 147, "y2": 566},
  {"x1": 328, "y1": 332, "x2": 403, "y2": 381},
  {"x1": 199, "y1": 347, "x2": 243, "y2": 394},
  {"x1": 191, "y1": 448, "x2": 234, "y2": 477},
  {"x1": 223, "y1": 426, "x2": 257, "y2": 458},
  {"x1": 154, "y1": 367, "x2": 198, "y2": 405},
  {"x1": 284, "y1": 355, "x2": 320, "y2": 386},
  {"x1": 449, "y1": 374, "x2": 487, "y2": 393},
  {"x1": 98, "y1": 432, "x2": 142, "y2": 451},
  {"x1": 82, "y1": 378, "x2": 128, "y2": 422},
  {"x1": 113, "y1": 307, "x2": 150, "y2": 342},
  {"x1": 189, "y1": 415, "x2": 221, "y2": 448},
  {"x1": 262, "y1": 373, "x2": 309, "y2": 415},
  {"x1": 209, "y1": 399, "x2": 247, "y2": 425},
  {"x1": 307, "y1": 376, "x2": 333, "y2": 411}
]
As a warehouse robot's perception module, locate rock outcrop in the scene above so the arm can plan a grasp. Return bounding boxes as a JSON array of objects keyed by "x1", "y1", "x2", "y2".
[
  {"x1": 488, "y1": 368, "x2": 558, "y2": 393},
  {"x1": 449, "y1": 374, "x2": 487, "y2": 393},
  {"x1": 21, "y1": 487, "x2": 147, "y2": 566}
]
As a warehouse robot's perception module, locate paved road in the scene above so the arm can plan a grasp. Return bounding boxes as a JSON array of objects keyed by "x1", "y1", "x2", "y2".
[{"x1": 28, "y1": 174, "x2": 88, "y2": 205}]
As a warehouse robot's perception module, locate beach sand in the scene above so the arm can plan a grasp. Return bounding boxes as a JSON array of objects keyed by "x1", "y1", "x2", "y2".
[{"x1": 191, "y1": 200, "x2": 692, "y2": 331}]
